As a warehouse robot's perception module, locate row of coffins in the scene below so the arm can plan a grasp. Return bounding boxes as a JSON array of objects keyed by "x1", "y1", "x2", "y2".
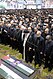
[{"x1": 0, "y1": 55, "x2": 36, "y2": 79}]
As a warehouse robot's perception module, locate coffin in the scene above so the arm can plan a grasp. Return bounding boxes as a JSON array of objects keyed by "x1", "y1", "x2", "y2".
[{"x1": 0, "y1": 55, "x2": 37, "y2": 79}]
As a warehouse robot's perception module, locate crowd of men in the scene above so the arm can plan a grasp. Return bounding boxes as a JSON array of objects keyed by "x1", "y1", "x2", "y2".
[{"x1": 0, "y1": 9, "x2": 53, "y2": 71}]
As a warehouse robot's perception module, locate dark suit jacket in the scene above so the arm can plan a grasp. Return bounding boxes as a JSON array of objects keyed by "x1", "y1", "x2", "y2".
[
  {"x1": 34, "y1": 35, "x2": 45, "y2": 53},
  {"x1": 45, "y1": 40, "x2": 53, "y2": 56}
]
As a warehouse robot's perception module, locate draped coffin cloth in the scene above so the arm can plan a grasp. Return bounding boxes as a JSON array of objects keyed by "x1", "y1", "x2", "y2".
[
  {"x1": 0, "y1": 64, "x2": 23, "y2": 79},
  {"x1": 0, "y1": 55, "x2": 37, "y2": 79}
]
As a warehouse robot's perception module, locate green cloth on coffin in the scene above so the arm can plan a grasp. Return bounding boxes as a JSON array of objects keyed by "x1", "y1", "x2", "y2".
[
  {"x1": 1, "y1": 59, "x2": 33, "y2": 76},
  {"x1": 0, "y1": 68, "x2": 14, "y2": 79},
  {"x1": 0, "y1": 63, "x2": 23, "y2": 79}
]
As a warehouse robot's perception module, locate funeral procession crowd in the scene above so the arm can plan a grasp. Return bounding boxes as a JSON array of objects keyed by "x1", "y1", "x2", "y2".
[{"x1": 0, "y1": 9, "x2": 53, "y2": 71}]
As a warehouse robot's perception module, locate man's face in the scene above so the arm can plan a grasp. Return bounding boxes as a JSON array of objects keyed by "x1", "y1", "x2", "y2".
[{"x1": 45, "y1": 28, "x2": 49, "y2": 34}]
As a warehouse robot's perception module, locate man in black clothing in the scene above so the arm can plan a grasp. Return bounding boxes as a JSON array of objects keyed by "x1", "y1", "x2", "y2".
[
  {"x1": 34, "y1": 31, "x2": 45, "y2": 66},
  {"x1": 23, "y1": 27, "x2": 35, "y2": 62},
  {"x1": 44, "y1": 35, "x2": 53, "y2": 71},
  {"x1": 0, "y1": 26, "x2": 2, "y2": 43},
  {"x1": 25, "y1": 31, "x2": 35, "y2": 63},
  {"x1": 1, "y1": 26, "x2": 8, "y2": 44}
]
